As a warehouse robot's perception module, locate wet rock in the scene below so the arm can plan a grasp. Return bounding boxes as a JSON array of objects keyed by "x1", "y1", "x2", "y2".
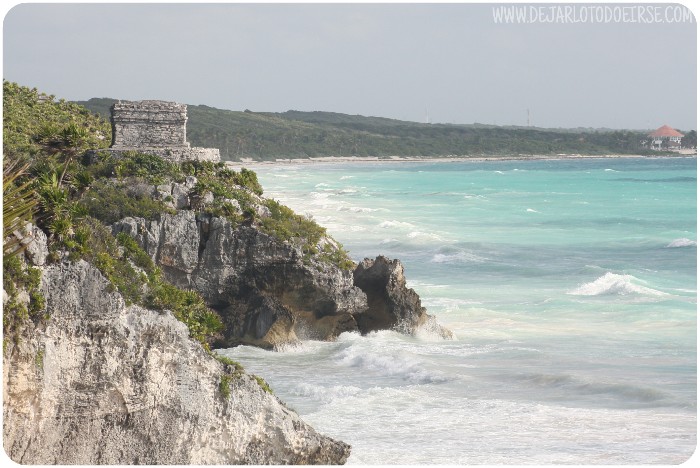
[{"x1": 353, "y1": 255, "x2": 453, "y2": 338}]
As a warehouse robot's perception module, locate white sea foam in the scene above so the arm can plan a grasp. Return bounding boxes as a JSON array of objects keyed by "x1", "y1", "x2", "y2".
[
  {"x1": 666, "y1": 238, "x2": 697, "y2": 248},
  {"x1": 337, "y1": 206, "x2": 379, "y2": 213},
  {"x1": 340, "y1": 175, "x2": 355, "y2": 180},
  {"x1": 431, "y1": 251, "x2": 486, "y2": 264},
  {"x1": 568, "y1": 272, "x2": 668, "y2": 297},
  {"x1": 526, "y1": 208, "x2": 539, "y2": 213},
  {"x1": 335, "y1": 345, "x2": 448, "y2": 384},
  {"x1": 237, "y1": 161, "x2": 696, "y2": 465},
  {"x1": 291, "y1": 382, "x2": 362, "y2": 403},
  {"x1": 407, "y1": 231, "x2": 443, "y2": 241},
  {"x1": 315, "y1": 182, "x2": 330, "y2": 188},
  {"x1": 379, "y1": 220, "x2": 415, "y2": 229}
]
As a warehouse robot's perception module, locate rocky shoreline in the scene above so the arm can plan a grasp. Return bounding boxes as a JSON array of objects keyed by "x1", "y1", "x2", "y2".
[
  {"x1": 112, "y1": 203, "x2": 451, "y2": 350},
  {"x1": 4, "y1": 160, "x2": 453, "y2": 464}
]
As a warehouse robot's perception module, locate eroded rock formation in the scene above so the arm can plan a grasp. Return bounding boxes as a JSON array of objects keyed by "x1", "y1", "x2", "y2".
[
  {"x1": 2, "y1": 260, "x2": 350, "y2": 464},
  {"x1": 113, "y1": 211, "x2": 368, "y2": 349},
  {"x1": 353, "y1": 256, "x2": 454, "y2": 339}
]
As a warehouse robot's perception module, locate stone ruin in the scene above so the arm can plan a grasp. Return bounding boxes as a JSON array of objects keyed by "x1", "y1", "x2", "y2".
[{"x1": 105, "y1": 100, "x2": 220, "y2": 163}]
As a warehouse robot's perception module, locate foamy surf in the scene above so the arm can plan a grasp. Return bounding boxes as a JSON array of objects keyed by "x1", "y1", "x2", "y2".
[
  {"x1": 245, "y1": 157, "x2": 696, "y2": 465},
  {"x1": 568, "y1": 272, "x2": 668, "y2": 297},
  {"x1": 666, "y1": 238, "x2": 696, "y2": 248},
  {"x1": 431, "y1": 251, "x2": 486, "y2": 264}
]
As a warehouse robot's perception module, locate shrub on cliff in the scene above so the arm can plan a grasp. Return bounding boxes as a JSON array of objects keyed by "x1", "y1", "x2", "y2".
[
  {"x1": 82, "y1": 179, "x2": 175, "y2": 224},
  {"x1": 3, "y1": 81, "x2": 110, "y2": 160},
  {"x1": 259, "y1": 199, "x2": 354, "y2": 270},
  {"x1": 3, "y1": 81, "x2": 353, "y2": 351}
]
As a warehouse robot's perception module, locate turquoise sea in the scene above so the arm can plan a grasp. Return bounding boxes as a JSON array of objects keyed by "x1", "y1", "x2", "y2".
[{"x1": 222, "y1": 157, "x2": 697, "y2": 464}]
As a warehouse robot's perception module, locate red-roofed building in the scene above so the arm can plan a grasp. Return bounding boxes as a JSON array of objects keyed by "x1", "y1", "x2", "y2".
[{"x1": 648, "y1": 125, "x2": 684, "y2": 149}]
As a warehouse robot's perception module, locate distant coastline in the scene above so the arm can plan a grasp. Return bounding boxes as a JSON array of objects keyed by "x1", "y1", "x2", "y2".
[{"x1": 226, "y1": 152, "x2": 696, "y2": 168}]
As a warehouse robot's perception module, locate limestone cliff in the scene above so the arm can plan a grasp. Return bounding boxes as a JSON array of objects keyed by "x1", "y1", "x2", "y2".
[
  {"x1": 2, "y1": 260, "x2": 350, "y2": 464},
  {"x1": 112, "y1": 211, "x2": 453, "y2": 350},
  {"x1": 113, "y1": 211, "x2": 369, "y2": 349}
]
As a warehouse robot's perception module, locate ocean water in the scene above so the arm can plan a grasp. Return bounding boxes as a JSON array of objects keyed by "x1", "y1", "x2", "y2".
[{"x1": 221, "y1": 157, "x2": 697, "y2": 464}]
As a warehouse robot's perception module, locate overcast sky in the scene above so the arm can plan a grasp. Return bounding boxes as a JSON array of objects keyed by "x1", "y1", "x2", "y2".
[{"x1": 2, "y1": 2, "x2": 697, "y2": 130}]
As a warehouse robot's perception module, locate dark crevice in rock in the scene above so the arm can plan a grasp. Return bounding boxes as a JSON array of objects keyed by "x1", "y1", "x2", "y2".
[{"x1": 195, "y1": 213, "x2": 212, "y2": 262}]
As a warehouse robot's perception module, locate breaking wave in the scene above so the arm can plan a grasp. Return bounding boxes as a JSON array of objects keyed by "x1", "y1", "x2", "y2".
[
  {"x1": 431, "y1": 251, "x2": 486, "y2": 264},
  {"x1": 568, "y1": 272, "x2": 667, "y2": 297},
  {"x1": 335, "y1": 340, "x2": 449, "y2": 384},
  {"x1": 666, "y1": 238, "x2": 697, "y2": 248},
  {"x1": 379, "y1": 220, "x2": 415, "y2": 229}
]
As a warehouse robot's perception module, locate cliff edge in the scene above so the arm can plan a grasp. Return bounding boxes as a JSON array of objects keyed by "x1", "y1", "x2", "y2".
[{"x1": 3, "y1": 260, "x2": 350, "y2": 464}]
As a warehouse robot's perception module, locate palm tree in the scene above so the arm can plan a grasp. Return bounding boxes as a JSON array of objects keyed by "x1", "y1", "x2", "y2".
[
  {"x1": 35, "y1": 122, "x2": 91, "y2": 187},
  {"x1": 3, "y1": 158, "x2": 38, "y2": 258}
]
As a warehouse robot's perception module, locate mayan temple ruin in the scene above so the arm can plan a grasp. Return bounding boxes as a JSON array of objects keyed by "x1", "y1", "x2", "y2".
[{"x1": 106, "y1": 100, "x2": 220, "y2": 163}]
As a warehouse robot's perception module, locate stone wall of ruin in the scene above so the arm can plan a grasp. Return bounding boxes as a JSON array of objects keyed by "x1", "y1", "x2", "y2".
[
  {"x1": 111, "y1": 100, "x2": 189, "y2": 149},
  {"x1": 107, "y1": 100, "x2": 220, "y2": 163}
]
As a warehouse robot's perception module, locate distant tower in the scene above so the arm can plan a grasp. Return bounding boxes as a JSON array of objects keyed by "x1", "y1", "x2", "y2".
[
  {"x1": 425, "y1": 106, "x2": 430, "y2": 124},
  {"x1": 527, "y1": 108, "x2": 531, "y2": 127}
]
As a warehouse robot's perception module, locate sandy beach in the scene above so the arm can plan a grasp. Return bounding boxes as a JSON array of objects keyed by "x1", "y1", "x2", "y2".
[{"x1": 225, "y1": 152, "x2": 696, "y2": 168}]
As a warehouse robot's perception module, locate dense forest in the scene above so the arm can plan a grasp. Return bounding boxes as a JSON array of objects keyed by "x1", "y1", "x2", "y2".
[{"x1": 76, "y1": 97, "x2": 667, "y2": 161}]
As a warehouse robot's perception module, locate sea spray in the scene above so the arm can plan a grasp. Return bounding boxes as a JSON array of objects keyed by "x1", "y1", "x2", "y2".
[{"x1": 226, "y1": 157, "x2": 696, "y2": 464}]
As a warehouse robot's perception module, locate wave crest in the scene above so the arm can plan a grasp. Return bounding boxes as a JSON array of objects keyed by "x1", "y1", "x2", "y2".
[
  {"x1": 568, "y1": 272, "x2": 667, "y2": 297},
  {"x1": 335, "y1": 345, "x2": 448, "y2": 384},
  {"x1": 666, "y1": 238, "x2": 697, "y2": 248}
]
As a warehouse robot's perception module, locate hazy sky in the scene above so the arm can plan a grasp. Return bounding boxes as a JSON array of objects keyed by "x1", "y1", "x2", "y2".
[{"x1": 2, "y1": 2, "x2": 697, "y2": 129}]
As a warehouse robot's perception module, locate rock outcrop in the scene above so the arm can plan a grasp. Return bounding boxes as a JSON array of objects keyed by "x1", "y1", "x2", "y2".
[
  {"x1": 2, "y1": 260, "x2": 350, "y2": 464},
  {"x1": 113, "y1": 211, "x2": 368, "y2": 349},
  {"x1": 353, "y1": 256, "x2": 454, "y2": 339}
]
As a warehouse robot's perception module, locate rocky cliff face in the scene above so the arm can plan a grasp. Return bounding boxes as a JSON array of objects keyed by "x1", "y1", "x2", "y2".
[
  {"x1": 113, "y1": 211, "x2": 369, "y2": 349},
  {"x1": 112, "y1": 210, "x2": 454, "y2": 349},
  {"x1": 2, "y1": 260, "x2": 350, "y2": 464}
]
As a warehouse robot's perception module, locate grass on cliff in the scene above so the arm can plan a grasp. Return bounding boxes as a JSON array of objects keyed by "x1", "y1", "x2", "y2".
[
  {"x1": 3, "y1": 81, "x2": 354, "y2": 351},
  {"x1": 3, "y1": 83, "x2": 224, "y2": 349},
  {"x1": 2, "y1": 255, "x2": 46, "y2": 348},
  {"x1": 260, "y1": 199, "x2": 354, "y2": 270}
]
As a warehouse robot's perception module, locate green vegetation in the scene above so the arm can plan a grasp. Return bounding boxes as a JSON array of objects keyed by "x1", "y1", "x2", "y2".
[
  {"x1": 3, "y1": 81, "x2": 355, "y2": 352},
  {"x1": 214, "y1": 354, "x2": 243, "y2": 371},
  {"x1": 76, "y1": 97, "x2": 671, "y2": 161},
  {"x1": 259, "y1": 199, "x2": 354, "y2": 270},
  {"x1": 5, "y1": 81, "x2": 110, "y2": 161},
  {"x1": 2, "y1": 82, "x2": 223, "y2": 349},
  {"x1": 217, "y1": 355, "x2": 246, "y2": 399},
  {"x1": 3, "y1": 159, "x2": 39, "y2": 258},
  {"x1": 3, "y1": 255, "x2": 45, "y2": 346},
  {"x1": 219, "y1": 374, "x2": 232, "y2": 399},
  {"x1": 254, "y1": 375, "x2": 273, "y2": 394},
  {"x1": 82, "y1": 179, "x2": 175, "y2": 224},
  {"x1": 682, "y1": 130, "x2": 697, "y2": 148},
  {"x1": 35, "y1": 349, "x2": 45, "y2": 370}
]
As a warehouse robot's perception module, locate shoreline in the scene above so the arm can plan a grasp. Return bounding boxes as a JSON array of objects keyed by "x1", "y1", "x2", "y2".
[{"x1": 225, "y1": 153, "x2": 696, "y2": 168}]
